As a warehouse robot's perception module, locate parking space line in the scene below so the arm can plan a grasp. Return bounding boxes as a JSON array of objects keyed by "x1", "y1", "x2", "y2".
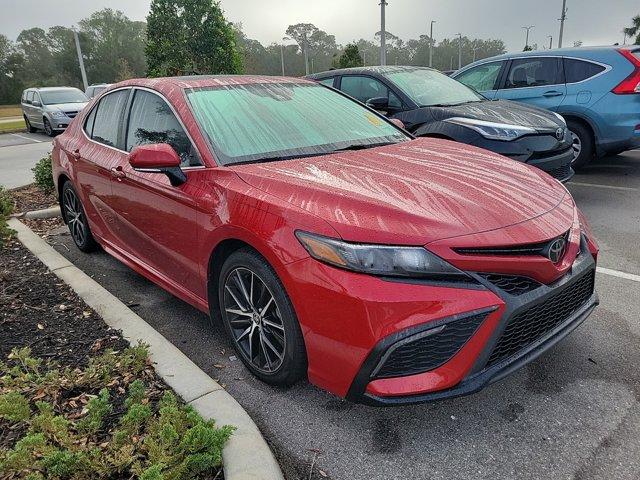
[
  {"x1": 10, "y1": 133, "x2": 43, "y2": 143},
  {"x1": 569, "y1": 181, "x2": 637, "y2": 192},
  {"x1": 597, "y1": 267, "x2": 640, "y2": 283}
]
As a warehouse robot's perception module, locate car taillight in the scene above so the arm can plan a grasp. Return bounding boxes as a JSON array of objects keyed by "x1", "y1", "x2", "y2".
[{"x1": 612, "y1": 49, "x2": 640, "y2": 94}]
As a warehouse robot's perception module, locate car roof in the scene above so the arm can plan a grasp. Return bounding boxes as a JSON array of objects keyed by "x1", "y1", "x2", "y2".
[
  {"x1": 308, "y1": 65, "x2": 436, "y2": 79},
  {"x1": 25, "y1": 86, "x2": 82, "y2": 92},
  {"x1": 457, "y1": 45, "x2": 636, "y2": 71},
  {"x1": 113, "y1": 75, "x2": 313, "y2": 90}
]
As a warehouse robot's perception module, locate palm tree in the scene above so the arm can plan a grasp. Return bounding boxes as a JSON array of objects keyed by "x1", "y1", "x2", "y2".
[{"x1": 624, "y1": 15, "x2": 640, "y2": 45}]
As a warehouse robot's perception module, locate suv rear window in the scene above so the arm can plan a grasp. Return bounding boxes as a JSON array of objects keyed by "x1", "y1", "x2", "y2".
[{"x1": 563, "y1": 58, "x2": 606, "y2": 83}]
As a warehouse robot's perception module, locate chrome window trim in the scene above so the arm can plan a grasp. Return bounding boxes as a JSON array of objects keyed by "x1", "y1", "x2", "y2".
[
  {"x1": 461, "y1": 55, "x2": 612, "y2": 90},
  {"x1": 80, "y1": 85, "x2": 206, "y2": 170}
]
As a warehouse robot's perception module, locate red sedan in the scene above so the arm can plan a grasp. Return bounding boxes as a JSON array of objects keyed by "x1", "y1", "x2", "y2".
[{"x1": 52, "y1": 76, "x2": 599, "y2": 405}]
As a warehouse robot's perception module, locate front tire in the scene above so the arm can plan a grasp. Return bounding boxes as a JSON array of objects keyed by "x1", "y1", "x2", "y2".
[
  {"x1": 62, "y1": 182, "x2": 97, "y2": 253},
  {"x1": 567, "y1": 121, "x2": 594, "y2": 170},
  {"x1": 43, "y1": 118, "x2": 55, "y2": 137},
  {"x1": 218, "y1": 248, "x2": 307, "y2": 386}
]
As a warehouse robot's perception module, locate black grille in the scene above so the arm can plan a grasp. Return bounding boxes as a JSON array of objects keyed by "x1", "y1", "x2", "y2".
[
  {"x1": 455, "y1": 231, "x2": 569, "y2": 258},
  {"x1": 374, "y1": 312, "x2": 489, "y2": 379},
  {"x1": 64, "y1": 111, "x2": 78, "y2": 118},
  {"x1": 487, "y1": 270, "x2": 595, "y2": 367},
  {"x1": 547, "y1": 163, "x2": 572, "y2": 180},
  {"x1": 529, "y1": 146, "x2": 572, "y2": 161},
  {"x1": 480, "y1": 273, "x2": 541, "y2": 296}
]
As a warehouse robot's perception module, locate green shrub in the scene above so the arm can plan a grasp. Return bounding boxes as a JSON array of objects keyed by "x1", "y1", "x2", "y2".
[
  {"x1": 32, "y1": 153, "x2": 54, "y2": 194},
  {"x1": 0, "y1": 347, "x2": 233, "y2": 479},
  {"x1": 0, "y1": 186, "x2": 14, "y2": 247}
]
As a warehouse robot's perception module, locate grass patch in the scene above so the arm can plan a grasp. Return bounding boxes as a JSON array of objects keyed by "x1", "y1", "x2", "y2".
[
  {"x1": 0, "y1": 119, "x2": 26, "y2": 133},
  {"x1": 0, "y1": 105, "x2": 21, "y2": 118},
  {"x1": 0, "y1": 346, "x2": 233, "y2": 479}
]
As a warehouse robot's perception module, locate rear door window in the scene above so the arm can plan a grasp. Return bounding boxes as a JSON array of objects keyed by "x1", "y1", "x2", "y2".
[
  {"x1": 91, "y1": 90, "x2": 129, "y2": 148},
  {"x1": 504, "y1": 57, "x2": 561, "y2": 88},
  {"x1": 563, "y1": 58, "x2": 606, "y2": 83},
  {"x1": 126, "y1": 89, "x2": 200, "y2": 167},
  {"x1": 339, "y1": 75, "x2": 402, "y2": 108}
]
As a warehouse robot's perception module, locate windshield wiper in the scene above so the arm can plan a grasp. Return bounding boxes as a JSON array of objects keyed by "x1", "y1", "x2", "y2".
[{"x1": 329, "y1": 141, "x2": 400, "y2": 153}]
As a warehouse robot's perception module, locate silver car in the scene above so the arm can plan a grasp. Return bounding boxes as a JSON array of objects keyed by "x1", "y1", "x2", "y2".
[{"x1": 21, "y1": 87, "x2": 89, "y2": 137}]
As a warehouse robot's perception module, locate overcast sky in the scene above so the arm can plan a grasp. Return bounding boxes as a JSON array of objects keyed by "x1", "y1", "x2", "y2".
[{"x1": 1, "y1": 0, "x2": 635, "y2": 52}]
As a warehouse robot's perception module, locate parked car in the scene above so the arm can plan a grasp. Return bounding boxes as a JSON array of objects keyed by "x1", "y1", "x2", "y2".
[
  {"x1": 453, "y1": 46, "x2": 640, "y2": 168},
  {"x1": 52, "y1": 76, "x2": 598, "y2": 405},
  {"x1": 307, "y1": 66, "x2": 574, "y2": 182},
  {"x1": 85, "y1": 83, "x2": 112, "y2": 99},
  {"x1": 21, "y1": 87, "x2": 89, "y2": 136}
]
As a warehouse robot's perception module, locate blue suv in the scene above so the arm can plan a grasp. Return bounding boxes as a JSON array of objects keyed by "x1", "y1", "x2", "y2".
[{"x1": 453, "y1": 46, "x2": 640, "y2": 168}]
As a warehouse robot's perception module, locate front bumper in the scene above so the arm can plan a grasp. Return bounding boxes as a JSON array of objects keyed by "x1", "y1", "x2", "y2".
[
  {"x1": 471, "y1": 133, "x2": 575, "y2": 183},
  {"x1": 344, "y1": 236, "x2": 597, "y2": 406}
]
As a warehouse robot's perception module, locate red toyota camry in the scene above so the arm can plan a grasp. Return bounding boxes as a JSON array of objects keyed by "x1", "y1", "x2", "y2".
[{"x1": 52, "y1": 76, "x2": 599, "y2": 405}]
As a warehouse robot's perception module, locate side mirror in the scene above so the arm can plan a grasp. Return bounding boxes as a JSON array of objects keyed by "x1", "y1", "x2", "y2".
[
  {"x1": 366, "y1": 96, "x2": 389, "y2": 112},
  {"x1": 32, "y1": 101, "x2": 42, "y2": 107},
  {"x1": 389, "y1": 118, "x2": 405, "y2": 129},
  {"x1": 128, "y1": 143, "x2": 186, "y2": 187}
]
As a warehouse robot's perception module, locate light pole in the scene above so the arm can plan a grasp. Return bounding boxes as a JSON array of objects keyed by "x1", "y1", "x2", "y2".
[
  {"x1": 456, "y1": 33, "x2": 462, "y2": 70},
  {"x1": 429, "y1": 20, "x2": 436, "y2": 68},
  {"x1": 280, "y1": 36, "x2": 290, "y2": 76},
  {"x1": 522, "y1": 25, "x2": 535, "y2": 49},
  {"x1": 548, "y1": 35, "x2": 553, "y2": 49},
  {"x1": 73, "y1": 28, "x2": 88, "y2": 90},
  {"x1": 558, "y1": 0, "x2": 567, "y2": 48},
  {"x1": 472, "y1": 47, "x2": 479, "y2": 62},
  {"x1": 379, "y1": 0, "x2": 388, "y2": 66},
  {"x1": 303, "y1": 36, "x2": 309, "y2": 76}
]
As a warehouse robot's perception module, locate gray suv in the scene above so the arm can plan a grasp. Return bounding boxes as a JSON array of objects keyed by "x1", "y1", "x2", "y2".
[{"x1": 21, "y1": 87, "x2": 89, "y2": 136}]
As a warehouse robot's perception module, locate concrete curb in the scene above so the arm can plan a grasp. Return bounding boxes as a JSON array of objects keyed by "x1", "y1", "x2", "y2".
[
  {"x1": 7, "y1": 218, "x2": 284, "y2": 480},
  {"x1": 12, "y1": 206, "x2": 61, "y2": 219}
]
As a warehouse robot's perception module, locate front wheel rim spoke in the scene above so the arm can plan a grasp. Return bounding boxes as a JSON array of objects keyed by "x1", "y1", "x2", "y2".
[
  {"x1": 262, "y1": 318, "x2": 284, "y2": 331},
  {"x1": 225, "y1": 284, "x2": 248, "y2": 311},
  {"x1": 259, "y1": 331, "x2": 273, "y2": 370},
  {"x1": 225, "y1": 307, "x2": 252, "y2": 317}
]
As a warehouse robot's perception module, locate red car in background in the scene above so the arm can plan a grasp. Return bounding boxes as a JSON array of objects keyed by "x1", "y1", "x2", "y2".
[{"x1": 52, "y1": 76, "x2": 599, "y2": 405}]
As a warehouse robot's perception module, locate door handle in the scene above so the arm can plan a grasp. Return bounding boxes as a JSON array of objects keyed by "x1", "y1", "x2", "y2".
[
  {"x1": 543, "y1": 90, "x2": 563, "y2": 97},
  {"x1": 110, "y1": 166, "x2": 126, "y2": 180}
]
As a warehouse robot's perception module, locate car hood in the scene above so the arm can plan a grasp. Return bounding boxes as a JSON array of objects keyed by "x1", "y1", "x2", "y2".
[
  {"x1": 232, "y1": 138, "x2": 570, "y2": 245},
  {"x1": 428, "y1": 99, "x2": 563, "y2": 131},
  {"x1": 46, "y1": 102, "x2": 88, "y2": 112}
]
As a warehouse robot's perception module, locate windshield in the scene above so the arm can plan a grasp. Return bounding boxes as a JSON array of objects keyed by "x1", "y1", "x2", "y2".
[
  {"x1": 186, "y1": 83, "x2": 408, "y2": 165},
  {"x1": 385, "y1": 69, "x2": 482, "y2": 107},
  {"x1": 40, "y1": 89, "x2": 88, "y2": 105}
]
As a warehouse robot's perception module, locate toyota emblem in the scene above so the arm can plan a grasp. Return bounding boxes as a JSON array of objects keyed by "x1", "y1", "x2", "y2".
[
  {"x1": 555, "y1": 127, "x2": 565, "y2": 140},
  {"x1": 547, "y1": 238, "x2": 567, "y2": 263}
]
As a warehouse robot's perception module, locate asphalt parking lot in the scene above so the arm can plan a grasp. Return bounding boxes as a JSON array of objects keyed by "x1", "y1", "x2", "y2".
[
  {"x1": 0, "y1": 131, "x2": 52, "y2": 189},
  {"x1": 41, "y1": 149, "x2": 640, "y2": 480}
]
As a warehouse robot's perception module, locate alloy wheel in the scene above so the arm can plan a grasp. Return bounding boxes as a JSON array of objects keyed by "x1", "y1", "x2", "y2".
[
  {"x1": 223, "y1": 267, "x2": 286, "y2": 374},
  {"x1": 570, "y1": 130, "x2": 582, "y2": 164},
  {"x1": 63, "y1": 188, "x2": 87, "y2": 246},
  {"x1": 44, "y1": 119, "x2": 53, "y2": 136}
]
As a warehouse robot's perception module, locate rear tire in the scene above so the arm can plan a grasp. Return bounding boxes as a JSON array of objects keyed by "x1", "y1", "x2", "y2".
[
  {"x1": 24, "y1": 116, "x2": 36, "y2": 133},
  {"x1": 567, "y1": 120, "x2": 594, "y2": 170},
  {"x1": 61, "y1": 181, "x2": 97, "y2": 253},
  {"x1": 218, "y1": 248, "x2": 307, "y2": 386}
]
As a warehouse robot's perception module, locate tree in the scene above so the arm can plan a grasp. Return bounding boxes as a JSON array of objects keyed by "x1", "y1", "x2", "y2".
[
  {"x1": 624, "y1": 14, "x2": 640, "y2": 44},
  {"x1": 146, "y1": 0, "x2": 242, "y2": 77},
  {"x1": 337, "y1": 43, "x2": 363, "y2": 69},
  {"x1": 80, "y1": 9, "x2": 147, "y2": 83}
]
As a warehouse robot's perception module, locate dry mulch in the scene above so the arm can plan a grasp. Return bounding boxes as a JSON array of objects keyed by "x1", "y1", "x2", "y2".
[
  {"x1": 9, "y1": 184, "x2": 57, "y2": 214},
  {"x1": 0, "y1": 238, "x2": 127, "y2": 368}
]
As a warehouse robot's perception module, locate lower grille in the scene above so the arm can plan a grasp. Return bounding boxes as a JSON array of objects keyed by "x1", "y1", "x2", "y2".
[
  {"x1": 547, "y1": 163, "x2": 572, "y2": 180},
  {"x1": 487, "y1": 270, "x2": 595, "y2": 367},
  {"x1": 480, "y1": 273, "x2": 541, "y2": 296},
  {"x1": 64, "y1": 111, "x2": 78, "y2": 118},
  {"x1": 373, "y1": 311, "x2": 489, "y2": 379}
]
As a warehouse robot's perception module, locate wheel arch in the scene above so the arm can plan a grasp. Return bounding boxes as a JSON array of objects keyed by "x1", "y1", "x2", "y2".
[
  {"x1": 57, "y1": 173, "x2": 71, "y2": 222},
  {"x1": 562, "y1": 114, "x2": 597, "y2": 147}
]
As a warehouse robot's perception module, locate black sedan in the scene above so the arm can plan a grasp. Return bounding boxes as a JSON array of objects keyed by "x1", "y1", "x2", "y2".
[{"x1": 307, "y1": 66, "x2": 574, "y2": 182}]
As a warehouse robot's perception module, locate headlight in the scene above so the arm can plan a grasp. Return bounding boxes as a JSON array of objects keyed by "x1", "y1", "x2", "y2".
[
  {"x1": 552, "y1": 111, "x2": 567, "y2": 126},
  {"x1": 444, "y1": 117, "x2": 536, "y2": 141},
  {"x1": 295, "y1": 231, "x2": 469, "y2": 280},
  {"x1": 51, "y1": 111, "x2": 66, "y2": 118}
]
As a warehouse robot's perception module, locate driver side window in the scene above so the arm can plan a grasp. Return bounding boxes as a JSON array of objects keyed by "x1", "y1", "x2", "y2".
[{"x1": 340, "y1": 76, "x2": 402, "y2": 109}]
